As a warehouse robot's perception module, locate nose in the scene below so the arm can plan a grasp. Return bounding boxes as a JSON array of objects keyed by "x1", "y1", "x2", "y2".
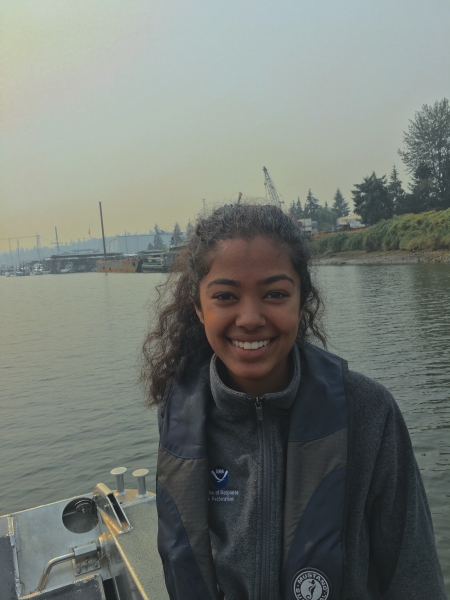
[{"x1": 235, "y1": 298, "x2": 266, "y2": 330}]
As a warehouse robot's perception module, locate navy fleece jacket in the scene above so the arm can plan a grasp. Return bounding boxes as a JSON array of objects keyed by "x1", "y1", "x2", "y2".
[{"x1": 158, "y1": 346, "x2": 447, "y2": 599}]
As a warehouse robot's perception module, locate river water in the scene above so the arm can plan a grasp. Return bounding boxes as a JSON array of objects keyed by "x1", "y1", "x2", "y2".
[{"x1": 1, "y1": 266, "x2": 449, "y2": 591}]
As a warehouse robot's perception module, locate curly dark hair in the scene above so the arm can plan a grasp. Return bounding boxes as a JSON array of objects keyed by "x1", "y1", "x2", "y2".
[{"x1": 141, "y1": 203, "x2": 326, "y2": 406}]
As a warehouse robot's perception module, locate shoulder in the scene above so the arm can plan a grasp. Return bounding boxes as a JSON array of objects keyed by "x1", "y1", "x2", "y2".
[
  {"x1": 300, "y1": 343, "x2": 400, "y2": 425},
  {"x1": 345, "y1": 370, "x2": 398, "y2": 418},
  {"x1": 345, "y1": 369, "x2": 408, "y2": 445}
]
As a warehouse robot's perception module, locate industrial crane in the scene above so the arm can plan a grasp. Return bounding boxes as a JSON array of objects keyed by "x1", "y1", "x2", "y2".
[{"x1": 263, "y1": 167, "x2": 283, "y2": 209}]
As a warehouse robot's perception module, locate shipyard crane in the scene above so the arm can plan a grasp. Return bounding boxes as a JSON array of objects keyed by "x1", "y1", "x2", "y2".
[{"x1": 263, "y1": 167, "x2": 283, "y2": 209}]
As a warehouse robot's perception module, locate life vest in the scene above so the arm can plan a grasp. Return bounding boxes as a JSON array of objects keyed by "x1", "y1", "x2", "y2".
[{"x1": 157, "y1": 343, "x2": 350, "y2": 600}]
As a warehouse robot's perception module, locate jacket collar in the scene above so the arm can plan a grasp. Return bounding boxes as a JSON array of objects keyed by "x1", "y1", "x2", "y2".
[{"x1": 209, "y1": 343, "x2": 301, "y2": 419}]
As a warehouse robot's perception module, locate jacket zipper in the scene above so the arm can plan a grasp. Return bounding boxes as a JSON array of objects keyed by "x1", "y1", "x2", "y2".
[{"x1": 255, "y1": 397, "x2": 271, "y2": 600}]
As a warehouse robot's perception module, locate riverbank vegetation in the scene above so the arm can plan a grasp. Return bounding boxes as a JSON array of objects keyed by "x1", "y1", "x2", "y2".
[{"x1": 310, "y1": 208, "x2": 450, "y2": 255}]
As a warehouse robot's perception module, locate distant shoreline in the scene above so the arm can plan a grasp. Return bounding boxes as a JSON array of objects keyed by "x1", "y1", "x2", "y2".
[{"x1": 313, "y1": 249, "x2": 450, "y2": 266}]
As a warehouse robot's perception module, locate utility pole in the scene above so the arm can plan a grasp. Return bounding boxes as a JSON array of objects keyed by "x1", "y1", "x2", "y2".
[
  {"x1": 98, "y1": 202, "x2": 107, "y2": 269},
  {"x1": 55, "y1": 227, "x2": 60, "y2": 253}
]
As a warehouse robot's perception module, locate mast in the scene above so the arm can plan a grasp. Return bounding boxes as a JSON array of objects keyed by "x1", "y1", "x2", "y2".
[
  {"x1": 98, "y1": 202, "x2": 107, "y2": 267},
  {"x1": 36, "y1": 233, "x2": 41, "y2": 262},
  {"x1": 55, "y1": 227, "x2": 60, "y2": 253},
  {"x1": 9, "y1": 238, "x2": 13, "y2": 268},
  {"x1": 16, "y1": 239, "x2": 21, "y2": 266}
]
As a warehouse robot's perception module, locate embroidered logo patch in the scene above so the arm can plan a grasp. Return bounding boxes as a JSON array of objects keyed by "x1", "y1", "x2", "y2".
[
  {"x1": 292, "y1": 568, "x2": 331, "y2": 600},
  {"x1": 210, "y1": 466, "x2": 229, "y2": 489}
]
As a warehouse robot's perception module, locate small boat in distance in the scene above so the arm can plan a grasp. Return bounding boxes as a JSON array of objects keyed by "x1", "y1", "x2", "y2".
[
  {"x1": 60, "y1": 262, "x2": 76, "y2": 274},
  {"x1": 31, "y1": 263, "x2": 51, "y2": 275}
]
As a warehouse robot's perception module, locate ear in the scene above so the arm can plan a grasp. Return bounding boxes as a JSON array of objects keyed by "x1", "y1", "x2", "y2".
[{"x1": 195, "y1": 306, "x2": 205, "y2": 324}]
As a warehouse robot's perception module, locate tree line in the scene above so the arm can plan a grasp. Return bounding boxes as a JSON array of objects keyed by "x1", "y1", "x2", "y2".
[
  {"x1": 290, "y1": 98, "x2": 450, "y2": 228},
  {"x1": 288, "y1": 189, "x2": 350, "y2": 232}
]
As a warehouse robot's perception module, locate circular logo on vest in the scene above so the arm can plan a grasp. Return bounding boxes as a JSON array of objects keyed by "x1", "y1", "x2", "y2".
[
  {"x1": 210, "y1": 466, "x2": 229, "y2": 489},
  {"x1": 292, "y1": 568, "x2": 331, "y2": 600}
]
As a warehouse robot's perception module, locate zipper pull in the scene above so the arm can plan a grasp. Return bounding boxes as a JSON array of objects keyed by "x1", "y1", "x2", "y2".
[{"x1": 255, "y1": 398, "x2": 263, "y2": 421}]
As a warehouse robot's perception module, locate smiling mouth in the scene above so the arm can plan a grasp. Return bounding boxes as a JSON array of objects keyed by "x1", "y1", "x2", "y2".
[{"x1": 231, "y1": 338, "x2": 273, "y2": 350}]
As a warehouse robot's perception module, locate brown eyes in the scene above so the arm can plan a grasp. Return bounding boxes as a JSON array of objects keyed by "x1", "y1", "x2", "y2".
[
  {"x1": 214, "y1": 293, "x2": 236, "y2": 301},
  {"x1": 213, "y1": 291, "x2": 288, "y2": 301}
]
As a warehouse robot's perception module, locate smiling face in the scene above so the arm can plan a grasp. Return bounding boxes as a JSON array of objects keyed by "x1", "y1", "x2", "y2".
[{"x1": 195, "y1": 236, "x2": 301, "y2": 397}]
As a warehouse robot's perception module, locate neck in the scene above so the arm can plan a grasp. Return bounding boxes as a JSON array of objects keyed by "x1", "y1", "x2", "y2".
[{"x1": 222, "y1": 358, "x2": 292, "y2": 398}]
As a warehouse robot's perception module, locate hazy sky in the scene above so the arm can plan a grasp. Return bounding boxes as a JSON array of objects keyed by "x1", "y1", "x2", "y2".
[{"x1": 1, "y1": 0, "x2": 449, "y2": 250}]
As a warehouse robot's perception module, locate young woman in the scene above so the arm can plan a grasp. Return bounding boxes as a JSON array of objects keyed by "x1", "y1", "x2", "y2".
[{"x1": 141, "y1": 204, "x2": 446, "y2": 600}]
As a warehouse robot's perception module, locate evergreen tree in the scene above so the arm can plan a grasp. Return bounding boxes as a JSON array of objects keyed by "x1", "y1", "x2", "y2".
[
  {"x1": 409, "y1": 163, "x2": 439, "y2": 212},
  {"x1": 289, "y1": 200, "x2": 297, "y2": 219},
  {"x1": 409, "y1": 166, "x2": 436, "y2": 213},
  {"x1": 288, "y1": 198, "x2": 303, "y2": 219},
  {"x1": 398, "y1": 98, "x2": 450, "y2": 210},
  {"x1": 303, "y1": 190, "x2": 319, "y2": 220},
  {"x1": 387, "y1": 166, "x2": 406, "y2": 215},
  {"x1": 352, "y1": 173, "x2": 393, "y2": 225},
  {"x1": 153, "y1": 224, "x2": 166, "y2": 251},
  {"x1": 316, "y1": 205, "x2": 336, "y2": 232},
  {"x1": 332, "y1": 189, "x2": 350, "y2": 218},
  {"x1": 172, "y1": 222, "x2": 183, "y2": 246},
  {"x1": 185, "y1": 220, "x2": 194, "y2": 240}
]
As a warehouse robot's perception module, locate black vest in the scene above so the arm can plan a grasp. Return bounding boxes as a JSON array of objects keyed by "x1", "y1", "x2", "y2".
[{"x1": 157, "y1": 343, "x2": 350, "y2": 600}]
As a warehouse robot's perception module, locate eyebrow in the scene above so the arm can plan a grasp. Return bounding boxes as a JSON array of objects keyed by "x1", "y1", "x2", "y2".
[
  {"x1": 206, "y1": 278, "x2": 239, "y2": 289},
  {"x1": 256, "y1": 274, "x2": 295, "y2": 286},
  {"x1": 205, "y1": 274, "x2": 295, "y2": 289}
]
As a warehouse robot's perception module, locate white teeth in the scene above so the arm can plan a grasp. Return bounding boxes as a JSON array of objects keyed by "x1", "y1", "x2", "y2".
[{"x1": 232, "y1": 339, "x2": 271, "y2": 350}]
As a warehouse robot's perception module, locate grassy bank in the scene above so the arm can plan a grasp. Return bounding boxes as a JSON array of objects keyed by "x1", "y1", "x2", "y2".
[{"x1": 310, "y1": 208, "x2": 450, "y2": 255}]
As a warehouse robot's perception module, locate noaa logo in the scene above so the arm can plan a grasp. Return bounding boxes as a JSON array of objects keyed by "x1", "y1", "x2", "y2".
[
  {"x1": 292, "y1": 568, "x2": 331, "y2": 600},
  {"x1": 210, "y1": 466, "x2": 229, "y2": 489}
]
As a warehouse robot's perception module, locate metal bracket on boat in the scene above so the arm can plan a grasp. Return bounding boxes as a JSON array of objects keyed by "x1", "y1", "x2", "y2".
[
  {"x1": 36, "y1": 540, "x2": 102, "y2": 591},
  {"x1": 71, "y1": 540, "x2": 102, "y2": 578},
  {"x1": 93, "y1": 482, "x2": 132, "y2": 533}
]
